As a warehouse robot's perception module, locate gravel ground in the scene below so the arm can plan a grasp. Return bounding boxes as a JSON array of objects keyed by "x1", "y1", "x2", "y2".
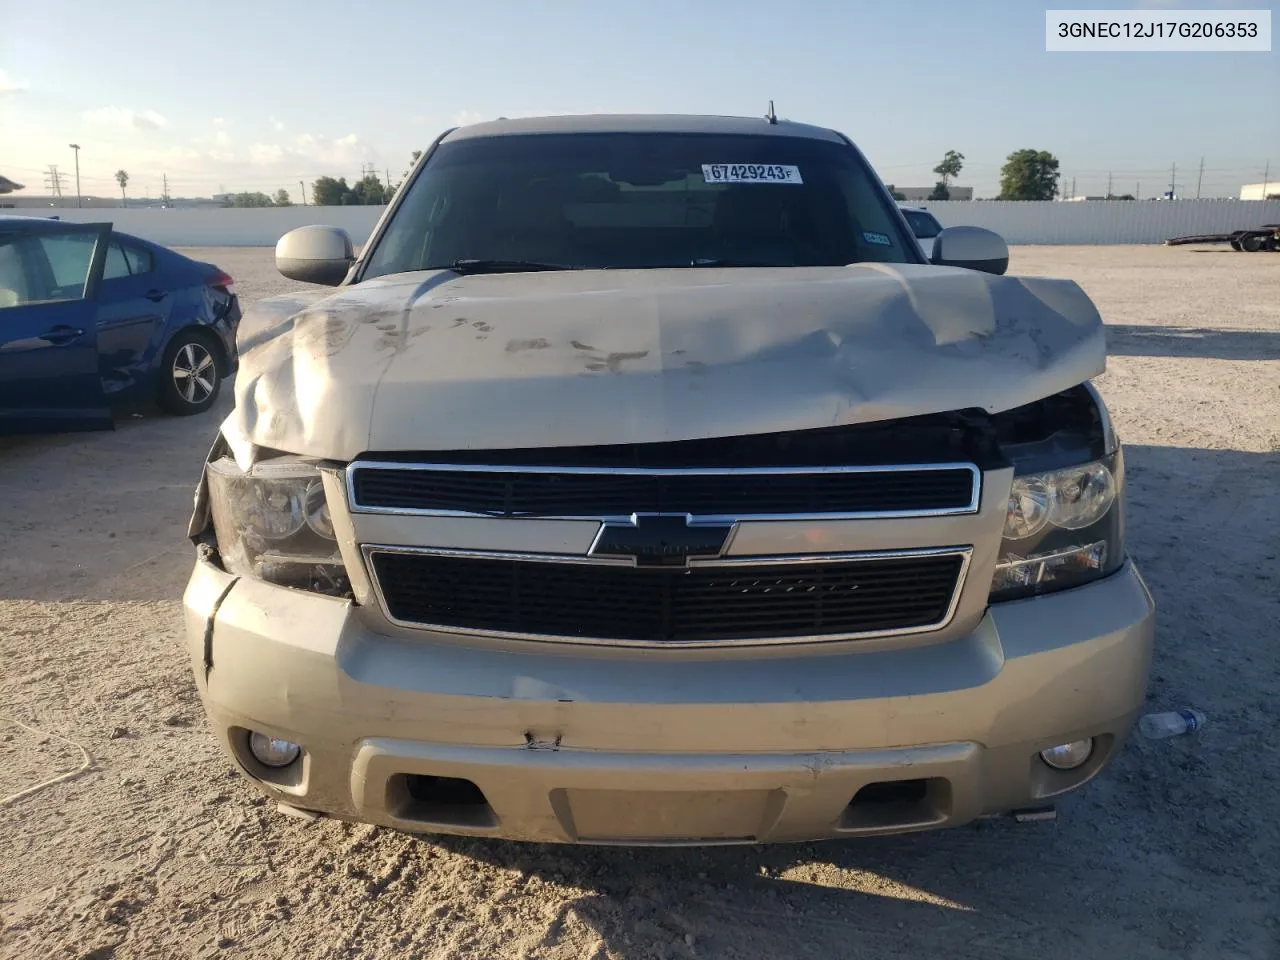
[{"x1": 1, "y1": 246, "x2": 1278, "y2": 960}]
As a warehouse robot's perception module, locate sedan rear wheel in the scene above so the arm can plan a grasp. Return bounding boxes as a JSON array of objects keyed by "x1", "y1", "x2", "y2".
[{"x1": 159, "y1": 332, "x2": 221, "y2": 414}]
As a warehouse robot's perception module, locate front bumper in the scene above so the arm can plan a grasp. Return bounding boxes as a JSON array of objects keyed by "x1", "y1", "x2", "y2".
[{"x1": 184, "y1": 556, "x2": 1154, "y2": 844}]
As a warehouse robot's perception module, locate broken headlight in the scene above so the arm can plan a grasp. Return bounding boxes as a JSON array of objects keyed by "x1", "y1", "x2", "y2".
[
  {"x1": 989, "y1": 450, "x2": 1125, "y2": 602},
  {"x1": 206, "y1": 456, "x2": 351, "y2": 597}
]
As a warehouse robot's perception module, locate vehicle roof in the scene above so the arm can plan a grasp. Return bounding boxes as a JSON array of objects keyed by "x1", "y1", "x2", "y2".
[
  {"x1": 442, "y1": 114, "x2": 847, "y2": 143},
  {"x1": 0, "y1": 214, "x2": 114, "y2": 229},
  {"x1": 0, "y1": 214, "x2": 79, "y2": 223}
]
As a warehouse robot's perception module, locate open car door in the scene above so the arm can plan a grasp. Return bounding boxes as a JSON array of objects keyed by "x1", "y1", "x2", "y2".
[{"x1": 0, "y1": 219, "x2": 113, "y2": 434}]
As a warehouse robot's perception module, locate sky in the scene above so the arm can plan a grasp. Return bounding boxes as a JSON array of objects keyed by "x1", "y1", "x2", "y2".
[{"x1": 1, "y1": 0, "x2": 1277, "y2": 202}]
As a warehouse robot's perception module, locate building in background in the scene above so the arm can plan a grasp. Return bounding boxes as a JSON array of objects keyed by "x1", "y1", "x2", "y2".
[
  {"x1": 1240, "y1": 182, "x2": 1279, "y2": 201},
  {"x1": 0, "y1": 194, "x2": 226, "y2": 210},
  {"x1": 894, "y1": 186, "x2": 974, "y2": 202}
]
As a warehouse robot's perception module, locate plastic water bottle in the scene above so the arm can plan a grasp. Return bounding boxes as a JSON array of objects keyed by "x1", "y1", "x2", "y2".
[{"x1": 1138, "y1": 709, "x2": 1206, "y2": 740}]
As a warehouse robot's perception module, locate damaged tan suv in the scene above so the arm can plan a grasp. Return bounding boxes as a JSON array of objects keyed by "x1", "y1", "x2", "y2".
[{"x1": 185, "y1": 115, "x2": 1154, "y2": 844}]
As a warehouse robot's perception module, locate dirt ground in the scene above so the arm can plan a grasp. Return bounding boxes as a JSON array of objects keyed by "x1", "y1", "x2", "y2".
[{"x1": 1, "y1": 246, "x2": 1278, "y2": 960}]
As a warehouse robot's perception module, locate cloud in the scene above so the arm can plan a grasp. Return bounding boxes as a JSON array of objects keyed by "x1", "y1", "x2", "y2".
[
  {"x1": 270, "y1": 116, "x2": 284, "y2": 131},
  {"x1": 451, "y1": 109, "x2": 488, "y2": 127},
  {"x1": 249, "y1": 143, "x2": 284, "y2": 165},
  {"x1": 83, "y1": 106, "x2": 168, "y2": 131},
  {"x1": 0, "y1": 68, "x2": 28, "y2": 94},
  {"x1": 246, "y1": 131, "x2": 373, "y2": 168},
  {"x1": 213, "y1": 117, "x2": 226, "y2": 126}
]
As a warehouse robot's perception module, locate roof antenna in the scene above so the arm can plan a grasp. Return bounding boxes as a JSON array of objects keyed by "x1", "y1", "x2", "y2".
[{"x1": 765, "y1": 100, "x2": 777, "y2": 125}]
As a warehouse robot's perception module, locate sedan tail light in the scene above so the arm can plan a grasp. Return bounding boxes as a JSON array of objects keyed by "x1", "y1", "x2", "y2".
[{"x1": 207, "y1": 269, "x2": 235, "y2": 295}]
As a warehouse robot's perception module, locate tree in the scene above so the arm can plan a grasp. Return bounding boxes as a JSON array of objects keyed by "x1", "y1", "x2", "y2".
[
  {"x1": 998, "y1": 149, "x2": 1060, "y2": 200},
  {"x1": 402, "y1": 149, "x2": 423, "y2": 182},
  {"x1": 273, "y1": 188, "x2": 292, "y2": 206},
  {"x1": 230, "y1": 191, "x2": 274, "y2": 207},
  {"x1": 312, "y1": 176, "x2": 350, "y2": 206},
  {"x1": 347, "y1": 173, "x2": 388, "y2": 206},
  {"x1": 389, "y1": 150, "x2": 425, "y2": 202},
  {"x1": 884, "y1": 183, "x2": 907, "y2": 201},
  {"x1": 932, "y1": 150, "x2": 964, "y2": 188},
  {"x1": 115, "y1": 169, "x2": 129, "y2": 207},
  {"x1": 1110, "y1": 194, "x2": 1136, "y2": 201},
  {"x1": 927, "y1": 182, "x2": 950, "y2": 201}
]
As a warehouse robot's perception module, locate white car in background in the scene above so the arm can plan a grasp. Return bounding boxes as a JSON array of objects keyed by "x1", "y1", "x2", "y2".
[{"x1": 900, "y1": 205, "x2": 944, "y2": 258}]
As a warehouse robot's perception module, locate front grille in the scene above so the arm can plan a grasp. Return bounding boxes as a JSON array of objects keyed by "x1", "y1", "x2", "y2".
[
  {"x1": 350, "y1": 465, "x2": 977, "y2": 518},
  {"x1": 368, "y1": 549, "x2": 966, "y2": 644}
]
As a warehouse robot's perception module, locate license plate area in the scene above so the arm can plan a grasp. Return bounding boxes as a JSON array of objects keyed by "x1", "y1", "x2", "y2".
[{"x1": 556, "y1": 787, "x2": 780, "y2": 842}]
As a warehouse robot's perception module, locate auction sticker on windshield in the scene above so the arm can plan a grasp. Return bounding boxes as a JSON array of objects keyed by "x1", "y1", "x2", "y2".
[{"x1": 702, "y1": 164, "x2": 803, "y2": 184}]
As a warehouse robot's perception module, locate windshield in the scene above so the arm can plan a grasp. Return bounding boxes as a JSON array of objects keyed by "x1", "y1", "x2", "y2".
[
  {"x1": 902, "y1": 209, "x2": 942, "y2": 239},
  {"x1": 362, "y1": 132, "x2": 918, "y2": 279}
]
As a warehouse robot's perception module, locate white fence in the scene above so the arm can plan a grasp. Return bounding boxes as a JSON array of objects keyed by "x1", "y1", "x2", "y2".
[
  {"x1": 7, "y1": 200, "x2": 1280, "y2": 247},
  {"x1": 924, "y1": 199, "x2": 1280, "y2": 244},
  {"x1": 3, "y1": 206, "x2": 388, "y2": 247}
]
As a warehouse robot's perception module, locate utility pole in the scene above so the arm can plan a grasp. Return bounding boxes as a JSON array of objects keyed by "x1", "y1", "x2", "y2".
[
  {"x1": 299, "y1": 180, "x2": 307, "y2": 205},
  {"x1": 162, "y1": 174, "x2": 170, "y2": 206},
  {"x1": 1196, "y1": 157, "x2": 1204, "y2": 199},
  {"x1": 1169, "y1": 161, "x2": 1176, "y2": 199},
  {"x1": 1136, "y1": 181, "x2": 1140, "y2": 201},
  {"x1": 1106, "y1": 172, "x2": 1113, "y2": 199},
  {"x1": 1263, "y1": 161, "x2": 1271, "y2": 200},
  {"x1": 1071, "y1": 176, "x2": 1076, "y2": 200},
  {"x1": 68, "y1": 143, "x2": 82, "y2": 207}
]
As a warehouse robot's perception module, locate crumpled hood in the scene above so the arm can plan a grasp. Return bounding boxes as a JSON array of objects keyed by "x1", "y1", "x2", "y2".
[{"x1": 226, "y1": 264, "x2": 1105, "y2": 465}]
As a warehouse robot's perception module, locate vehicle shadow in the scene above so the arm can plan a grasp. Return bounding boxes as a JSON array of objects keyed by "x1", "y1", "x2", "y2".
[
  {"x1": 420, "y1": 443, "x2": 1280, "y2": 959},
  {"x1": 1105, "y1": 323, "x2": 1280, "y2": 360}
]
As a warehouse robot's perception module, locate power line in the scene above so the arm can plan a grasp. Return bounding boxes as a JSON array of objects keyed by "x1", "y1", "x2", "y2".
[{"x1": 43, "y1": 165, "x2": 66, "y2": 200}]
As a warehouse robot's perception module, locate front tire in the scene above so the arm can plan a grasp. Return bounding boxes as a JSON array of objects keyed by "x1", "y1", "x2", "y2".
[{"x1": 159, "y1": 331, "x2": 221, "y2": 415}]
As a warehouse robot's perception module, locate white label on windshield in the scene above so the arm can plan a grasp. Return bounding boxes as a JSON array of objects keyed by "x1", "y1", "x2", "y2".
[{"x1": 702, "y1": 163, "x2": 803, "y2": 185}]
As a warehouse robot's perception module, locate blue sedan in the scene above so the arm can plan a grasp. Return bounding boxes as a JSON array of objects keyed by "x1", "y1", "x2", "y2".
[{"x1": 0, "y1": 216, "x2": 240, "y2": 434}]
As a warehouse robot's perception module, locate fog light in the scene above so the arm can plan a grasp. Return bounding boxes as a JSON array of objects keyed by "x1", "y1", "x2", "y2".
[
  {"x1": 248, "y1": 731, "x2": 301, "y2": 768},
  {"x1": 1039, "y1": 739, "x2": 1094, "y2": 771}
]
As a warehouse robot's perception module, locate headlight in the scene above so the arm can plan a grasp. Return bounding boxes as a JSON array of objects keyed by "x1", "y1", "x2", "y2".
[
  {"x1": 206, "y1": 456, "x2": 351, "y2": 597},
  {"x1": 989, "y1": 450, "x2": 1124, "y2": 602}
]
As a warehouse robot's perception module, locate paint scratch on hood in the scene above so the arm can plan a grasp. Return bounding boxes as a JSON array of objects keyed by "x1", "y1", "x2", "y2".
[{"x1": 224, "y1": 264, "x2": 1105, "y2": 463}]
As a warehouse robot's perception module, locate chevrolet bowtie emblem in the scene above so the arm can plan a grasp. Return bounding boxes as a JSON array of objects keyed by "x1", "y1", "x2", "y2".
[{"x1": 588, "y1": 514, "x2": 734, "y2": 567}]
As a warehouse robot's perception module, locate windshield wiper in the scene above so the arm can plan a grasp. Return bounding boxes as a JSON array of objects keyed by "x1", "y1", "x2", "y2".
[{"x1": 449, "y1": 259, "x2": 579, "y2": 275}]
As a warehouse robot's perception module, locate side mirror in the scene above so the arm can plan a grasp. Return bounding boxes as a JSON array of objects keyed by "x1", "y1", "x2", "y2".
[
  {"x1": 930, "y1": 226, "x2": 1009, "y2": 275},
  {"x1": 276, "y1": 225, "x2": 355, "y2": 286}
]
